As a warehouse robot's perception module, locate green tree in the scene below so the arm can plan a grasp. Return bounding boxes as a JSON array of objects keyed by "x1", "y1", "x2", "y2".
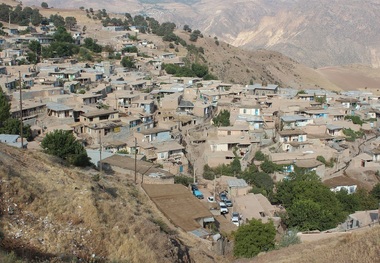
[
  {"x1": 183, "y1": 24, "x2": 191, "y2": 32},
  {"x1": 230, "y1": 157, "x2": 241, "y2": 175},
  {"x1": 121, "y1": 56, "x2": 135, "y2": 69},
  {"x1": 254, "y1": 150, "x2": 266, "y2": 161},
  {"x1": 83, "y1": 38, "x2": 102, "y2": 53},
  {"x1": 370, "y1": 183, "x2": 380, "y2": 201},
  {"x1": 50, "y1": 14, "x2": 65, "y2": 27},
  {"x1": 122, "y1": 46, "x2": 138, "y2": 53},
  {"x1": 28, "y1": 40, "x2": 41, "y2": 55},
  {"x1": 213, "y1": 110, "x2": 230, "y2": 127},
  {"x1": 41, "y1": 2, "x2": 48, "y2": 8},
  {"x1": 41, "y1": 130, "x2": 90, "y2": 167},
  {"x1": 336, "y1": 189, "x2": 362, "y2": 214},
  {"x1": 260, "y1": 159, "x2": 282, "y2": 174},
  {"x1": 275, "y1": 171, "x2": 347, "y2": 231},
  {"x1": 174, "y1": 175, "x2": 193, "y2": 186},
  {"x1": 285, "y1": 199, "x2": 327, "y2": 231},
  {"x1": 53, "y1": 27, "x2": 74, "y2": 43},
  {"x1": 0, "y1": 86, "x2": 10, "y2": 127},
  {"x1": 0, "y1": 118, "x2": 32, "y2": 141},
  {"x1": 65, "y1": 16, "x2": 77, "y2": 30},
  {"x1": 191, "y1": 63, "x2": 208, "y2": 78},
  {"x1": 233, "y1": 219, "x2": 276, "y2": 258}
]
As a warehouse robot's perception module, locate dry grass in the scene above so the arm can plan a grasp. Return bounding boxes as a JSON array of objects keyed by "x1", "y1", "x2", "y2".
[
  {"x1": 0, "y1": 143, "x2": 221, "y2": 262},
  {"x1": 235, "y1": 226, "x2": 380, "y2": 263}
]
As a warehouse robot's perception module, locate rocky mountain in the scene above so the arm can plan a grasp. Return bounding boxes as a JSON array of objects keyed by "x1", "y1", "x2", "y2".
[{"x1": 22, "y1": 0, "x2": 380, "y2": 68}]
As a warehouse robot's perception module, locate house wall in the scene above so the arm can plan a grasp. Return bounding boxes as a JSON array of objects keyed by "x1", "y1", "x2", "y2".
[
  {"x1": 193, "y1": 106, "x2": 206, "y2": 117},
  {"x1": 210, "y1": 143, "x2": 228, "y2": 152},
  {"x1": 51, "y1": 109, "x2": 73, "y2": 118},
  {"x1": 217, "y1": 130, "x2": 247, "y2": 136},
  {"x1": 239, "y1": 108, "x2": 260, "y2": 116}
]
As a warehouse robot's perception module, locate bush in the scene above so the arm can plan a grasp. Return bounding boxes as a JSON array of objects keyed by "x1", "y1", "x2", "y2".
[
  {"x1": 41, "y1": 130, "x2": 91, "y2": 167},
  {"x1": 174, "y1": 175, "x2": 193, "y2": 186},
  {"x1": 260, "y1": 160, "x2": 282, "y2": 174},
  {"x1": 254, "y1": 151, "x2": 266, "y2": 161},
  {"x1": 344, "y1": 115, "x2": 364, "y2": 126},
  {"x1": 213, "y1": 110, "x2": 230, "y2": 127},
  {"x1": 234, "y1": 219, "x2": 276, "y2": 258},
  {"x1": 277, "y1": 228, "x2": 301, "y2": 248}
]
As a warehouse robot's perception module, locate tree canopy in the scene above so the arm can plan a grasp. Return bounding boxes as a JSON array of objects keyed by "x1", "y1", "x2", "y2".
[
  {"x1": 233, "y1": 219, "x2": 276, "y2": 258},
  {"x1": 274, "y1": 171, "x2": 347, "y2": 231},
  {"x1": 41, "y1": 130, "x2": 91, "y2": 167},
  {"x1": 213, "y1": 110, "x2": 230, "y2": 127}
]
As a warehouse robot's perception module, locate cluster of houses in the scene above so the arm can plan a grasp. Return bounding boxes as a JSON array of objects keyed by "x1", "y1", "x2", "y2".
[{"x1": 1, "y1": 22, "x2": 380, "y2": 234}]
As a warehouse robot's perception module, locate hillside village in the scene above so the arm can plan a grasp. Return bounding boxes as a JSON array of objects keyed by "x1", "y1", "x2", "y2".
[{"x1": 0, "y1": 3, "x2": 380, "y2": 262}]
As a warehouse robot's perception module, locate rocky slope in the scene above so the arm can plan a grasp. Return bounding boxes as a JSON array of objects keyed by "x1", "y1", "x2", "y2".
[
  {"x1": 0, "y1": 144, "x2": 223, "y2": 262},
  {"x1": 22, "y1": 0, "x2": 380, "y2": 68}
]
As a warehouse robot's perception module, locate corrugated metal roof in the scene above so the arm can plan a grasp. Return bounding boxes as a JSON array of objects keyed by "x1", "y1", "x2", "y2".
[{"x1": 227, "y1": 179, "x2": 248, "y2": 188}]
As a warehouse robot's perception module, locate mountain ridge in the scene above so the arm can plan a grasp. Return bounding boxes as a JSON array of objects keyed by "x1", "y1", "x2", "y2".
[{"x1": 22, "y1": 0, "x2": 380, "y2": 68}]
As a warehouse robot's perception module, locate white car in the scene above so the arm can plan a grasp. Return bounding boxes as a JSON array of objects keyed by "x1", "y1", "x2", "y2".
[
  {"x1": 219, "y1": 202, "x2": 229, "y2": 214},
  {"x1": 231, "y1": 212, "x2": 240, "y2": 226}
]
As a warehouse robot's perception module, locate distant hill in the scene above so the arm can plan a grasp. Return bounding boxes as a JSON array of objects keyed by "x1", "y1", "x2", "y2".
[
  {"x1": 5, "y1": 0, "x2": 380, "y2": 90},
  {"x1": 21, "y1": 0, "x2": 380, "y2": 68}
]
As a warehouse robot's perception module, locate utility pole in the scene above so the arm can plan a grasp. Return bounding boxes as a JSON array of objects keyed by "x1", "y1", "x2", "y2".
[
  {"x1": 193, "y1": 167, "x2": 196, "y2": 184},
  {"x1": 99, "y1": 130, "x2": 102, "y2": 173},
  {"x1": 19, "y1": 71, "x2": 23, "y2": 148},
  {"x1": 213, "y1": 173, "x2": 216, "y2": 200},
  {"x1": 134, "y1": 137, "x2": 137, "y2": 184}
]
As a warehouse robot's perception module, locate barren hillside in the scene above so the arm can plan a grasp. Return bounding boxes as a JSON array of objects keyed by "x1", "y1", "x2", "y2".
[
  {"x1": 21, "y1": 0, "x2": 380, "y2": 68},
  {"x1": 0, "y1": 143, "x2": 224, "y2": 262},
  {"x1": 236, "y1": 226, "x2": 380, "y2": 263}
]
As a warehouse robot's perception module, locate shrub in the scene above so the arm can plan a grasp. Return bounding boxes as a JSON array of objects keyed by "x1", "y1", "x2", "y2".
[
  {"x1": 174, "y1": 175, "x2": 193, "y2": 186},
  {"x1": 254, "y1": 150, "x2": 266, "y2": 161},
  {"x1": 41, "y1": 130, "x2": 91, "y2": 167},
  {"x1": 234, "y1": 219, "x2": 276, "y2": 258},
  {"x1": 276, "y1": 228, "x2": 301, "y2": 248}
]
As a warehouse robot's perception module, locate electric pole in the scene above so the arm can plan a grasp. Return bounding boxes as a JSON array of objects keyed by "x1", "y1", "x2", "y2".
[
  {"x1": 19, "y1": 71, "x2": 23, "y2": 148},
  {"x1": 99, "y1": 130, "x2": 102, "y2": 173},
  {"x1": 134, "y1": 137, "x2": 137, "y2": 184}
]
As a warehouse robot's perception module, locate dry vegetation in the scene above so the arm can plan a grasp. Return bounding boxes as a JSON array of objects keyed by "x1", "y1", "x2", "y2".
[
  {"x1": 235, "y1": 226, "x2": 380, "y2": 263},
  {"x1": 0, "y1": 143, "x2": 222, "y2": 262}
]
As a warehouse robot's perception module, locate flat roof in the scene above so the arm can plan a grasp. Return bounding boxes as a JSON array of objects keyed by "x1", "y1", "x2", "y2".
[
  {"x1": 139, "y1": 128, "x2": 170, "y2": 135},
  {"x1": 46, "y1": 102, "x2": 73, "y2": 111},
  {"x1": 278, "y1": 130, "x2": 307, "y2": 136},
  {"x1": 82, "y1": 109, "x2": 118, "y2": 118}
]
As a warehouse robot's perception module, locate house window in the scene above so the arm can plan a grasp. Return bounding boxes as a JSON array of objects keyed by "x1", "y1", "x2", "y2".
[
  {"x1": 160, "y1": 153, "x2": 165, "y2": 159},
  {"x1": 243, "y1": 109, "x2": 247, "y2": 114}
]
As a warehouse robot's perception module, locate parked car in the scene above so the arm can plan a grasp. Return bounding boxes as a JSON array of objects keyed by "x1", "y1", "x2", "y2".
[
  {"x1": 193, "y1": 189, "x2": 204, "y2": 199},
  {"x1": 207, "y1": 196, "x2": 216, "y2": 203},
  {"x1": 231, "y1": 212, "x2": 240, "y2": 226},
  {"x1": 225, "y1": 199, "x2": 233, "y2": 207},
  {"x1": 191, "y1": 184, "x2": 198, "y2": 191},
  {"x1": 219, "y1": 192, "x2": 228, "y2": 202},
  {"x1": 219, "y1": 202, "x2": 229, "y2": 214}
]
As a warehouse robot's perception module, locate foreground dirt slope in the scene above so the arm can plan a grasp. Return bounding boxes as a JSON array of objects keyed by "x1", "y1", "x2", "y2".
[
  {"x1": 236, "y1": 226, "x2": 380, "y2": 263},
  {"x1": 0, "y1": 143, "x2": 222, "y2": 262}
]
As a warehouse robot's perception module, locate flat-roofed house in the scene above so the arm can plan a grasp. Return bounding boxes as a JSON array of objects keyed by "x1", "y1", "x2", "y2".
[
  {"x1": 281, "y1": 115, "x2": 313, "y2": 129},
  {"x1": 46, "y1": 102, "x2": 73, "y2": 118},
  {"x1": 80, "y1": 109, "x2": 121, "y2": 143},
  {"x1": 244, "y1": 83, "x2": 279, "y2": 96},
  {"x1": 277, "y1": 129, "x2": 307, "y2": 152},
  {"x1": 135, "y1": 128, "x2": 171, "y2": 143}
]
